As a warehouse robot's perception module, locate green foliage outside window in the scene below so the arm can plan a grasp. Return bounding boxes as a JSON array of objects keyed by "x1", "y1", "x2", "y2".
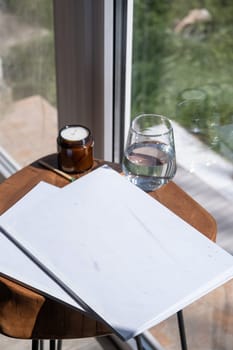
[
  {"x1": 4, "y1": 0, "x2": 53, "y2": 29},
  {"x1": 132, "y1": 0, "x2": 233, "y2": 161},
  {"x1": 1, "y1": 0, "x2": 55, "y2": 106},
  {"x1": 3, "y1": 34, "x2": 56, "y2": 106}
]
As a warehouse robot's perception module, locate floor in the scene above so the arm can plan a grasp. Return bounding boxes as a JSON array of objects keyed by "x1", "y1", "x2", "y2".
[
  {"x1": 0, "y1": 336, "x2": 120, "y2": 350},
  {"x1": 150, "y1": 279, "x2": 233, "y2": 350}
]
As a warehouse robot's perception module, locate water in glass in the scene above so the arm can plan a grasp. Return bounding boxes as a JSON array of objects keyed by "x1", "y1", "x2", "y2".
[{"x1": 122, "y1": 114, "x2": 176, "y2": 191}]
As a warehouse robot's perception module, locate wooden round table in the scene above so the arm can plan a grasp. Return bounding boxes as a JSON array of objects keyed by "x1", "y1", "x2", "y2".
[{"x1": 0, "y1": 154, "x2": 217, "y2": 341}]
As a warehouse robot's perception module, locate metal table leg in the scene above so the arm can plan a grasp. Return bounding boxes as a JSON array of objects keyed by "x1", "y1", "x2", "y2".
[
  {"x1": 49, "y1": 339, "x2": 62, "y2": 350},
  {"x1": 49, "y1": 340, "x2": 56, "y2": 350},
  {"x1": 135, "y1": 335, "x2": 144, "y2": 350},
  {"x1": 57, "y1": 340, "x2": 62, "y2": 350},
  {"x1": 32, "y1": 340, "x2": 39, "y2": 350},
  {"x1": 177, "y1": 310, "x2": 188, "y2": 350}
]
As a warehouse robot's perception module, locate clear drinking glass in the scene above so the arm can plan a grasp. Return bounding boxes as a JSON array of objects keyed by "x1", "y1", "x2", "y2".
[{"x1": 122, "y1": 114, "x2": 177, "y2": 192}]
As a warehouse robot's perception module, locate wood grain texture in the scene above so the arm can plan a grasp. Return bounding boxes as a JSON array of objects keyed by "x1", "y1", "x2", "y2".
[
  {"x1": 0, "y1": 154, "x2": 217, "y2": 340},
  {"x1": 150, "y1": 181, "x2": 217, "y2": 242}
]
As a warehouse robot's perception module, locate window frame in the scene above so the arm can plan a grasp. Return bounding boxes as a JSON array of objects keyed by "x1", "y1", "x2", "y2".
[{"x1": 53, "y1": 0, "x2": 114, "y2": 160}]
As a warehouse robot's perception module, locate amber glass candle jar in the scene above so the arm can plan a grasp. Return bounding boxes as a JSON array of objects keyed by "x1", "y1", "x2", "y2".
[{"x1": 57, "y1": 125, "x2": 94, "y2": 173}]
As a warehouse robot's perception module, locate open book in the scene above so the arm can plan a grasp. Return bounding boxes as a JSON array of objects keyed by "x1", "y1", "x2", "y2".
[{"x1": 0, "y1": 166, "x2": 233, "y2": 340}]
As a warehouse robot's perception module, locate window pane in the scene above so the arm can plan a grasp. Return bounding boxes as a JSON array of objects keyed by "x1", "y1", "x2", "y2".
[
  {"x1": 131, "y1": 2, "x2": 233, "y2": 349},
  {"x1": 0, "y1": 0, "x2": 57, "y2": 178},
  {"x1": 132, "y1": 1, "x2": 233, "y2": 164},
  {"x1": 131, "y1": 1, "x2": 233, "y2": 243}
]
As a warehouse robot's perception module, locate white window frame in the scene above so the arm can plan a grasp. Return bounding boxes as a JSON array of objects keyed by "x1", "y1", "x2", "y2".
[{"x1": 112, "y1": 0, "x2": 133, "y2": 162}]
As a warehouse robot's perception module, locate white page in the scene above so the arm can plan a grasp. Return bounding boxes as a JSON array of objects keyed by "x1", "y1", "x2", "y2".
[
  {"x1": 0, "y1": 181, "x2": 85, "y2": 312},
  {"x1": 0, "y1": 166, "x2": 233, "y2": 340}
]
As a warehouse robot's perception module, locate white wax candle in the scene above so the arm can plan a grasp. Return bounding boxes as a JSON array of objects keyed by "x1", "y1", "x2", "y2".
[{"x1": 61, "y1": 126, "x2": 89, "y2": 141}]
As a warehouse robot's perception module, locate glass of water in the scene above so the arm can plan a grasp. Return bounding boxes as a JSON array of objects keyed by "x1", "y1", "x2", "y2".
[{"x1": 122, "y1": 114, "x2": 176, "y2": 192}]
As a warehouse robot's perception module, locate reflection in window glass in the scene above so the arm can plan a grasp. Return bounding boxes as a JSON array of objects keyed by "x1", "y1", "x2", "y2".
[
  {"x1": 0, "y1": 0, "x2": 57, "y2": 175},
  {"x1": 131, "y1": 2, "x2": 233, "y2": 349},
  {"x1": 131, "y1": 1, "x2": 233, "y2": 207},
  {"x1": 132, "y1": 1, "x2": 233, "y2": 164}
]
